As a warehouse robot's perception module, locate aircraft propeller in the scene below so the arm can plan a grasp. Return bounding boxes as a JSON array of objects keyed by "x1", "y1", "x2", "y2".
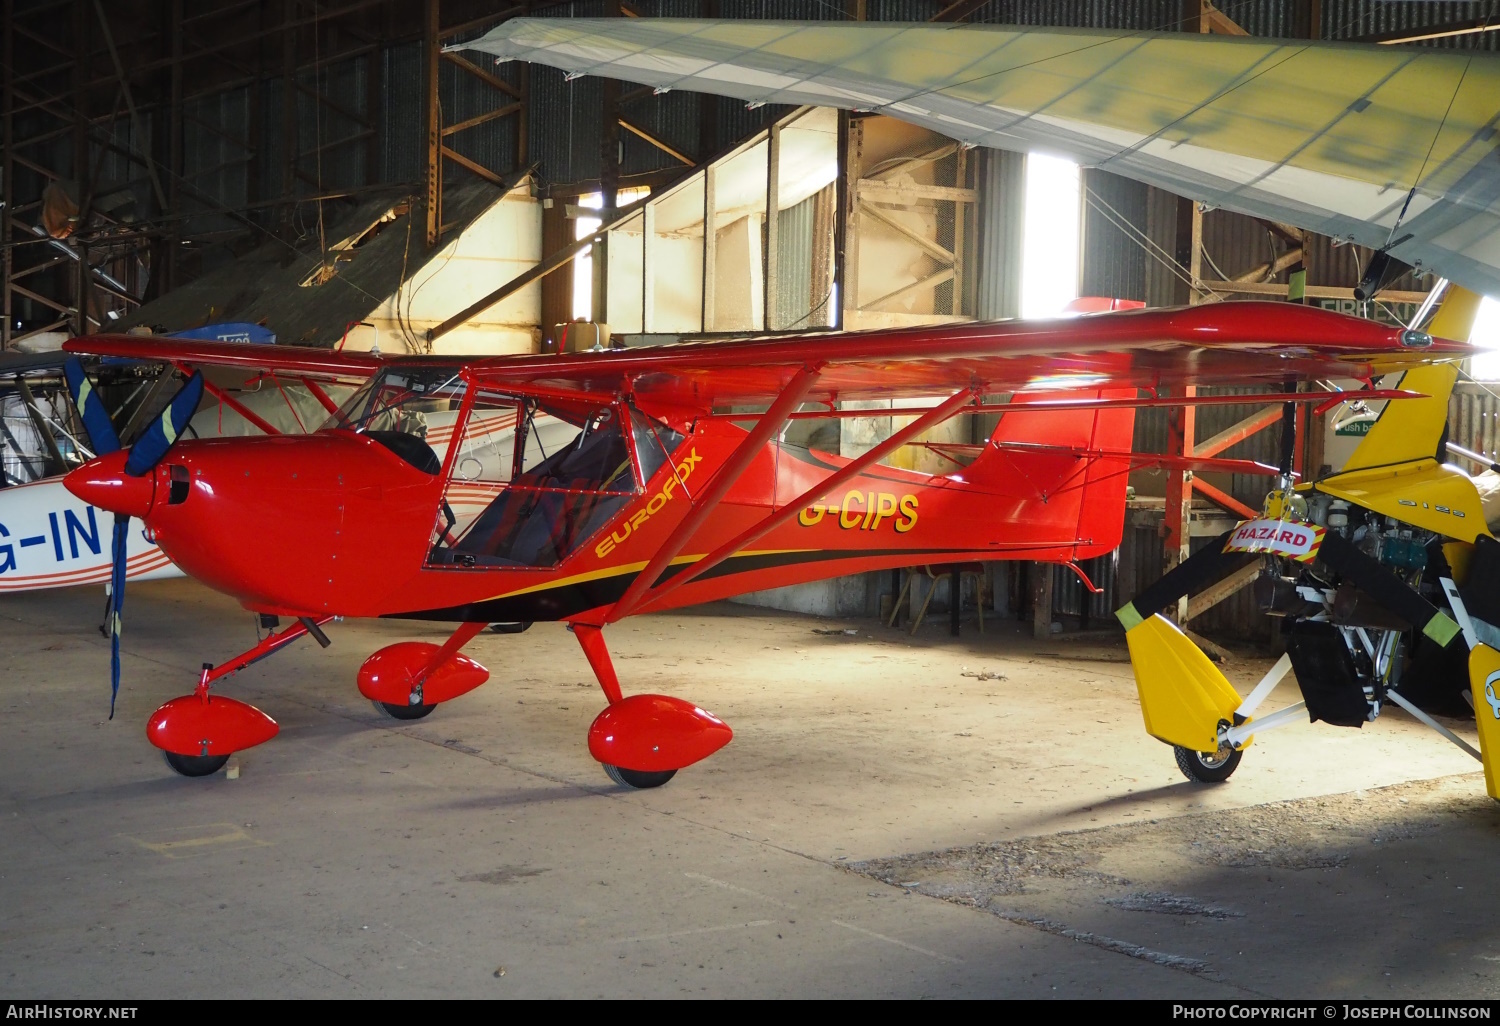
[{"x1": 63, "y1": 357, "x2": 203, "y2": 717}]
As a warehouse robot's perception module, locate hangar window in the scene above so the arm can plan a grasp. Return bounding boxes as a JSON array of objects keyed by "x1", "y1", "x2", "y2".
[
  {"x1": 1468, "y1": 295, "x2": 1500, "y2": 379},
  {"x1": 572, "y1": 186, "x2": 653, "y2": 324},
  {"x1": 1020, "y1": 153, "x2": 1081, "y2": 319}
]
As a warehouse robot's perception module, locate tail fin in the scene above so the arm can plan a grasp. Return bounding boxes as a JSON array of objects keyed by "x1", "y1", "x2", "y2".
[
  {"x1": 967, "y1": 387, "x2": 1137, "y2": 557},
  {"x1": 1342, "y1": 285, "x2": 1482, "y2": 473}
]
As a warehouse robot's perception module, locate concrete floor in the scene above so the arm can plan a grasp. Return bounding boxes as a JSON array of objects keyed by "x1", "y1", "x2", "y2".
[{"x1": 2, "y1": 578, "x2": 1498, "y2": 998}]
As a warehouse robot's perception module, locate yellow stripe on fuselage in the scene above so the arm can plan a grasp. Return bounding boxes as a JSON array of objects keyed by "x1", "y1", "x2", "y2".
[{"x1": 476, "y1": 549, "x2": 815, "y2": 603}]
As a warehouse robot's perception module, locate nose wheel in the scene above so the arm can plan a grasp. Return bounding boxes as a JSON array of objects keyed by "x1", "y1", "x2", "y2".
[
  {"x1": 372, "y1": 700, "x2": 437, "y2": 721},
  {"x1": 162, "y1": 750, "x2": 231, "y2": 777},
  {"x1": 603, "y1": 764, "x2": 677, "y2": 789},
  {"x1": 1173, "y1": 743, "x2": 1243, "y2": 783}
]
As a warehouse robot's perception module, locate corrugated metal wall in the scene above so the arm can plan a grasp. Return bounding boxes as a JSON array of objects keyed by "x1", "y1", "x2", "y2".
[
  {"x1": 976, "y1": 148, "x2": 1024, "y2": 321},
  {"x1": 965, "y1": 1, "x2": 1182, "y2": 30},
  {"x1": 1451, "y1": 384, "x2": 1500, "y2": 461},
  {"x1": 1052, "y1": 552, "x2": 1118, "y2": 622},
  {"x1": 1324, "y1": 1, "x2": 1500, "y2": 48},
  {"x1": 1081, "y1": 169, "x2": 1149, "y2": 303}
]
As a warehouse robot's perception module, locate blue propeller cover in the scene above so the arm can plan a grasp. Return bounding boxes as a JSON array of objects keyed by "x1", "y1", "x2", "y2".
[
  {"x1": 107, "y1": 514, "x2": 129, "y2": 719},
  {"x1": 62, "y1": 357, "x2": 121, "y2": 455},
  {"x1": 124, "y1": 372, "x2": 204, "y2": 477}
]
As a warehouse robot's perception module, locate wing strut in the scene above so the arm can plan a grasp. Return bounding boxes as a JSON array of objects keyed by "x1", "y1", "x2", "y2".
[
  {"x1": 195, "y1": 374, "x2": 281, "y2": 436},
  {"x1": 608, "y1": 364, "x2": 823, "y2": 622},
  {"x1": 609, "y1": 385, "x2": 978, "y2": 622}
]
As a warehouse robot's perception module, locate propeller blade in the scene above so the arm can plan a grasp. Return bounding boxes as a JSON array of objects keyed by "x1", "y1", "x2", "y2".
[
  {"x1": 62, "y1": 357, "x2": 121, "y2": 455},
  {"x1": 124, "y1": 371, "x2": 203, "y2": 477},
  {"x1": 107, "y1": 514, "x2": 129, "y2": 719}
]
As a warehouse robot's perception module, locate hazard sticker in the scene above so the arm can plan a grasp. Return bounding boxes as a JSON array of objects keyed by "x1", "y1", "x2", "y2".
[{"x1": 1223, "y1": 518, "x2": 1325, "y2": 562}]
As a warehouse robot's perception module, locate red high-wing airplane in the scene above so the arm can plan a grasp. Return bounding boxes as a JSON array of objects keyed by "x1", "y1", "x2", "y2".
[{"x1": 59, "y1": 304, "x2": 1461, "y2": 785}]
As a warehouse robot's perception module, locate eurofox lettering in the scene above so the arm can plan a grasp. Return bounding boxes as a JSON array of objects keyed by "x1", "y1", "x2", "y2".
[{"x1": 593, "y1": 449, "x2": 703, "y2": 558}]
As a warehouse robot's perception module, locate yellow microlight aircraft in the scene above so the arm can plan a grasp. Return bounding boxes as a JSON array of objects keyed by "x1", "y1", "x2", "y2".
[{"x1": 1117, "y1": 286, "x2": 1500, "y2": 796}]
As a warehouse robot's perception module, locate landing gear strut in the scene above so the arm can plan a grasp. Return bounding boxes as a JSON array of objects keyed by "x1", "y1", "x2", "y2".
[
  {"x1": 571, "y1": 622, "x2": 732, "y2": 789},
  {"x1": 150, "y1": 616, "x2": 333, "y2": 777},
  {"x1": 357, "y1": 621, "x2": 490, "y2": 714}
]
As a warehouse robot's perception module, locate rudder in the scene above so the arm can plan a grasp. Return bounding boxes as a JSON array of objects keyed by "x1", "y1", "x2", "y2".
[{"x1": 967, "y1": 387, "x2": 1137, "y2": 557}]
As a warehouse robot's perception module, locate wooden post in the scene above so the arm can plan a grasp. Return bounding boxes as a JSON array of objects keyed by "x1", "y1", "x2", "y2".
[
  {"x1": 952, "y1": 146, "x2": 966, "y2": 316},
  {"x1": 765, "y1": 120, "x2": 780, "y2": 330},
  {"x1": 1163, "y1": 389, "x2": 1196, "y2": 621},
  {"x1": 282, "y1": 0, "x2": 300, "y2": 239},
  {"x1": 1032, "y1": 563, "x2": 1054, "y2": 640},
  {"x1": 702, "y1": 164, "x2": 716, "y2": 330},
  {"x1": 839, "y1": 114, "x2": 859, "y2": 328},
  {"x1": 423, "y1": 0, "x2": 441, "y2": 249},
  {"x1": 950, "y1": 567, "x2": 961, "y2": 637},
  {"x1": 1, "y1": 0, "x2": 12, "y2": 349}
]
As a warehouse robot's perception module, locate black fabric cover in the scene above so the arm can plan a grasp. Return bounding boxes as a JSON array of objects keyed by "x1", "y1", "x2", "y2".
[
  {"x1": 366, "y1": 430, "x2": 441, "y2": 475},
  {"x1": 1317, "y1": 531, "x2": 1454, "y2": 645},
  {"x1": 1460, "y1": 535, "x2": 1500, "y2": 628},
  {"x1": 1129, "y1": 529, "x2": 1258, "y2": 619},
  {"x1": 1402, "y1": 631, "x2": 1473, "y2": 717},
  {"x1": 1396, "y1": 534, "x2": 1500, "y2": 719},
  {"x1": 1286, "y1": 619, "x2": 1370, "y2": 727}
]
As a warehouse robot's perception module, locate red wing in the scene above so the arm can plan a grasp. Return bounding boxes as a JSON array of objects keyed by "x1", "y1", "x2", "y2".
[
  {"x1": 459, "y1": 303, "x2": 1464, "y2": 410},
  {"x1": 62, "y1": 337, "x2": 385, "y2": 376},
  {"x1": 929, "y1": 441, "x2": 1289, "y2": 478},
  {"x1": 64, "y1": 303, "x2": 1467, "y2": 413}
]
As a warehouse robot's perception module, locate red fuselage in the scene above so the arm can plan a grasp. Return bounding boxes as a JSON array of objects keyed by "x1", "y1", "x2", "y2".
[{"x1": 66, "y1": 410, "x2": 1129, "y2": 624}]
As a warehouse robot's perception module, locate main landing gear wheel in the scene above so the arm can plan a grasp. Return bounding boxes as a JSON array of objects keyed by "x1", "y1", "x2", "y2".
[
  {"x1": 373, "y1": 700, "x2": 437, "y2": 721},
  {"x1": 162, "y1": 750, "x2": 230, "y2": 777},
  {"x1": 603, "y1": 764, "x2": 676, "y2": 789},
  {"x1": 1173, "y1": 744, "x2": 1243, "y2": 783},
  {"x1": 488, "y1": 622, "x2": 533, "y2": 635}
]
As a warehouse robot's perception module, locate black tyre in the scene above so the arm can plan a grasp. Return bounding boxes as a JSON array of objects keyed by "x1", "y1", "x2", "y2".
[
  {"x1": 163, "y1": 750, "x2": 230, "y2": 777},
  {"x1": 373, "y1": 699, "x2": 437, "y2": 721},
  {"x1": 1173, "y1": 744, "x2": 1242, "y2": 783},
  {"x1": 603, "y1": 763, "x2": 676, "y2": 789},
  {"x1": 488, "y1": 622, "x2": 533, "y2": 635}
]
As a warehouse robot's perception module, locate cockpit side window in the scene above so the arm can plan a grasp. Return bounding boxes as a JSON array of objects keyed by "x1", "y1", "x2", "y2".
[
  {"x1": 321, "y1": 366, "x2": 465, "y2": 473},
  {"x1": 630, "y1": 409, "x2": 686, "y2": 484},
  {"x1": 428, "y1": 397, "x2": 641, "y2": 569}
]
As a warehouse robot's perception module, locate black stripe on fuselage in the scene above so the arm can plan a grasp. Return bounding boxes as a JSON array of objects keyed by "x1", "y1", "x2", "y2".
[{"x1": 385, "y1": 546, "x2": 980, "y2": 623}]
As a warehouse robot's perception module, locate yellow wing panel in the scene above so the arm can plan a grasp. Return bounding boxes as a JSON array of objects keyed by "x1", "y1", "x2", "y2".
[{"x1": 1316, "y1": 460, "x2": 1487, "y2": 542}]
